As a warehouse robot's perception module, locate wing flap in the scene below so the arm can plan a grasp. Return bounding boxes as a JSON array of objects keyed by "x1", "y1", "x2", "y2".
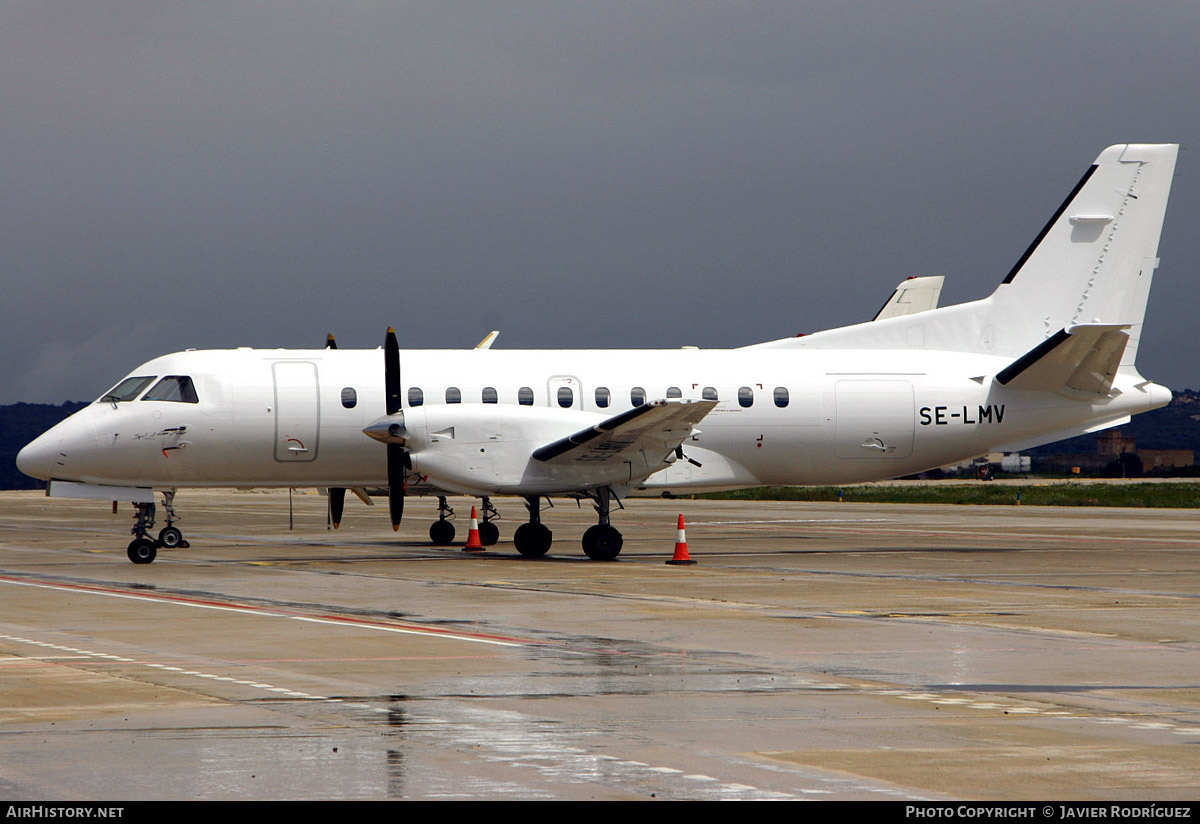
[{"x1": 533, "y1": 399, "x2": 716, "y2": 465}]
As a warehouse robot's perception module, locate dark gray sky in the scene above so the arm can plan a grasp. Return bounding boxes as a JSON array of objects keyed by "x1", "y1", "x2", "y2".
[{"x1": 4, "y1": 2, "x2": 1198, "y2": 404}]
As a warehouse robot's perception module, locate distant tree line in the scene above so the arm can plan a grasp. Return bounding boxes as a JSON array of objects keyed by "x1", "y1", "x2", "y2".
[{"x1": 1, "y1": 402, "x2": 87, "y2": 489}]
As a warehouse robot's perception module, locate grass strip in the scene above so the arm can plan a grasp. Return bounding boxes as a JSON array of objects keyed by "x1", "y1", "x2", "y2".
[{"x1": 699, "y1": 482, "x2": 1200, "y2": 508}]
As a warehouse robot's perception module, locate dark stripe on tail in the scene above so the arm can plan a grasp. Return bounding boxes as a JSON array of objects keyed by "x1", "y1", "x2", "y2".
[{"x1": 1001, "y1": 164, "x2": 1098, "y2": 285}]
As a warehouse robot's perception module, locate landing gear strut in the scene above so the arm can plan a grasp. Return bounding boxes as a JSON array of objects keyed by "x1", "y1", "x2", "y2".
[
  {"x1": 513, "y1": 496, "x2": 553, "y2": 557},
  {"x1": 581, "y1": 487, "x2": 623, "y2": 561},
  {"x1": 126, "y1": 490, "x2": 188, "y2": 564},
  {"x1": 156, "y1": 489, "x2": 188, "y2": 549},
  {"x1": 428, "y1": 496, "x2": 456, "y2": 544},
  {"x1": 477, "y1": 496, "x2": 500, "y2": 546}
]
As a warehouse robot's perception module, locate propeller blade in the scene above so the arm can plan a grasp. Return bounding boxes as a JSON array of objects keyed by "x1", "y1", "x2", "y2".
[
  {"x1": 387, "y1": 443, "x2": 406, "y2": 530},
  {"x1": 329, "y1": 487, "x2": 345, "y2": 528},
  {"x1": 385, "y1": 326, "x2": 401, "y2": 416},
  {"x1": 325, "y1": 333, "x2": 342, "y2": 526},
  {"x1": 384, "y1": 327, "x2": 405, "y2": 530}
]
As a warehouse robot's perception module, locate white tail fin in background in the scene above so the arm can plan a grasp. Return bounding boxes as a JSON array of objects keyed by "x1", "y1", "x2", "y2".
[
  {"x1": 752, "y1": 144, "x2": 1179, "y2": 370},
  {"x1": 873, "y1": 276, "x2": 944, "y2": 321}
]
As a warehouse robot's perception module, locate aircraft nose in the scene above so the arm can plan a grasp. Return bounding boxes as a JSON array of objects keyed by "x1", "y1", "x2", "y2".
[{"x1": 16, "y1": 435, "x2": 58, "y2": 481}]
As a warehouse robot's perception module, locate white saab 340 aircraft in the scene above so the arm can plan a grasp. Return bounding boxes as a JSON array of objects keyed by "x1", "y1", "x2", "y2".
[{"x1": 18, "y1": 144, "x2": 1179, "y2": 564}]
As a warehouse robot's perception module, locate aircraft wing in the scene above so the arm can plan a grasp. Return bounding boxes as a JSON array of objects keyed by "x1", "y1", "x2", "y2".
[
  {"x1": 533, "y1": 399, "x2": 716, "y2": 465},
  {"x1": 995, "y1": 323, "x2": 1130, "y2": 398}
]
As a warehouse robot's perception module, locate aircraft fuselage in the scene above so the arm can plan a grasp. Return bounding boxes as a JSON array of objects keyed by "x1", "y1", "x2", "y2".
[{"x1": 18, "y1": 345, "x2": 1168, "y2": 496}]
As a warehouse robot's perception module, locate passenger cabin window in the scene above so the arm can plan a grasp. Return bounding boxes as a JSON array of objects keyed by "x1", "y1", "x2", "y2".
[
  {"x1": 142, "y1": 376, "x2": 199, "y2": 404},
  {"x1": 482, "y1": 387, "x2": 498, "y2": 404},
  {"x1": 595, "y1": 387, "x2": 610, "y2": 408},
  {"x1": 738, "y1": 386, "x2": 754, "y2": 408},
  {"x1": 557, "y1": 386, "x2": 574, "y2": 408},
  {"x1": 446, "y1": 387, "x2": 461, "y2": 404},
  {"x1": 630, "y1": 387, "x2": 646, "y2": 406},
  {"x1": 341, "y1": 387, "x2": 357, "y2": 408},
  {"x1": 773, "y1": 386, "x2": 790, "y2": 408},
  {"x1": 408, "y1": 387, "x2": 424, "y2": 407},
  {"x1": 702, "y1": 386, "x2": 718, "y2": 401},
  {"x1": 98, "y1": 376, "x2": 155, "y2": 404},
  {"x1": 666, "y1": 386, "x2": 682, "y2": 398},
  {"x1": 518, "y1": 386, "x2": 534, "y2": 406}
]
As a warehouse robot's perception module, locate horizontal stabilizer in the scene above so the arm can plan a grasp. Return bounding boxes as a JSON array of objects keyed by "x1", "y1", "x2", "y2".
[
  {"x1": 995, "y1": 324, "x2": 1130, "y2": 398},
  {"x1": 873, "y1": 276, "x2": 944, "y2": 321},
  {"x1": 533, "y1": 399, "x2": 715, "y2": 464}
]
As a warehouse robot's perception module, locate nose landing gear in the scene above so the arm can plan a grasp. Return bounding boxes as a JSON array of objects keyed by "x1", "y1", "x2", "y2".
[{"x1": 126, "y1": 491, "x2": 188, "y2": 564}]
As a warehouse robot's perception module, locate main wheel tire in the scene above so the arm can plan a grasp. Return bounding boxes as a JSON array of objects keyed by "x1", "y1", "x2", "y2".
[
  {"x1": 514, "y1": 523, "x2": 553, "y2": 558},
  {"x1": 478, "y1": 520, "x2": 500, "y2": 547},
  {"x1": 127, "y1": 538, "x2": 158, "y2": 564},
  {"x1": 158, "y1": 526, "x2": 183, "y2": 549},
  {"x1": 429, "y1": 519, "x2": 456, "y2": 545},
  {"x1": 582, "y1": 524, "x2": 623, "y2": 561}
]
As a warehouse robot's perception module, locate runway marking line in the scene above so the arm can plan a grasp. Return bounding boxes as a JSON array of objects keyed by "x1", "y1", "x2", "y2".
[
  {"x1": 0, "y1": 573, "x2": 531, "y2": 648},
  {"x1": 0, "y1": 632, "x2": 326, "y2": 700}
]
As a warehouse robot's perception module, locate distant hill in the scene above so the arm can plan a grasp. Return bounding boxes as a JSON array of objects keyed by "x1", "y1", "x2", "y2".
[
  {"x1": 1, "y1": 402, "x2": 87, "y2": 489},
  {"x1": 4, "y1": 390, "x2": 1200, "y2": 490}
]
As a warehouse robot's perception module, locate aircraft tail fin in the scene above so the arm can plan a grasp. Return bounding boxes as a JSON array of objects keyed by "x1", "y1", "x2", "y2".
[
  {"x1": 750, "y1": 144, "x2": 1178, "y2": 367},
  {"x1": 873, "y1": 276, "x2": 944, "y2": 321},
  {"x1": 991, "y1": 143, "x2": 1177, "y2": 368}
]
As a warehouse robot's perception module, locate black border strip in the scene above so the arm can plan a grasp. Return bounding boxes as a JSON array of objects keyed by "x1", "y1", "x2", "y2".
[{"x1": 1001, "y1": 164, "x2": 1098, "y2": 285}]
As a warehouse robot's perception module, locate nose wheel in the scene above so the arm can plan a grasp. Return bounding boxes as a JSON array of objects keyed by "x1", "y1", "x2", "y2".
[
  {"x1": 157, "y1": 526, "x2": 185, "y2": 549},
  {"x1": 127, "y1": 538, "x2": 157, "y2": 564}
]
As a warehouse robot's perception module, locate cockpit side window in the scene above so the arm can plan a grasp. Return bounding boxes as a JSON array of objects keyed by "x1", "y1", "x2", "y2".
[
  {"x1": 142, "y1": 376, "x2": 199, "y2": 404},
  {"x1": 98, "y1": 376, "x2": 156, "y2": 404}
]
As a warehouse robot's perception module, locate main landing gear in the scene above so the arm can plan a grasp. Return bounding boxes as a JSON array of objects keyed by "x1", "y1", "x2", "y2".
[
  {"x1": 477, "y1": 496, "x2": 500, "y2": 546},
  {"x1": 427, "y1": 491, "x2": 622, "y2": 561},
  {"x1": 430, "y1": 495, "x2": 501, "y2": 546},
  {"x1": 126, "y1": 490, "x2": 189, "y2": 564},
  {"x1": 581, "y1": 486, "x2": 623, "y2": 561},
  {"x1": 428, "y1": 496, "x2": 456, "y2": 544},
  {"x1": 513, "y1": 496, "x2": 553, "y2": 557}
]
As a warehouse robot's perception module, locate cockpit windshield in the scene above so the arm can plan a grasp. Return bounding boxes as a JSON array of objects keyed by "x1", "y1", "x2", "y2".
[
  {"x1": 142, "y1": 376, "x2": 199, "y2": 404},
  {"x1": 97, "y1": 376, "x2": 156, "y2": 404}
]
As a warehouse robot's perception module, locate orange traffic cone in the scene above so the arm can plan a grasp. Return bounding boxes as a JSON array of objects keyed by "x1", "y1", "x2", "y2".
[
  {"x1": 665, "y1": 513, "x2": 696, "y2": 565},
  {"x1": 463, "y1": 506, "x2": 484, "y2": 551}
]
